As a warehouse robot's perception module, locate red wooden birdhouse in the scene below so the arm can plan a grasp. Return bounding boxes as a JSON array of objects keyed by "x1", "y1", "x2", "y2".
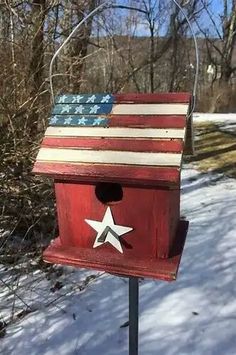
[{"x1": 33, "y1": 92, "x2": 191, "y2": 281}]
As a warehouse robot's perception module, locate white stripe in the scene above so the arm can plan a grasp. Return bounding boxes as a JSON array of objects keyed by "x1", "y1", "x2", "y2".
[
  {"x1": 36, "y1": 148, "x2": 182, "y2": 166},
  {"x1": 45, "y1": 127, "x2": 185, "y2": 139},
  {"x1": 112, "y1": 104, "x2": 188, "y2": 115}
]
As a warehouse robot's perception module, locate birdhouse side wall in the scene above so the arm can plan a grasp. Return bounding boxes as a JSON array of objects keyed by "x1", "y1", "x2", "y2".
[{"x1": 156, "y1": 189, "x2": 180, "y2": 258}]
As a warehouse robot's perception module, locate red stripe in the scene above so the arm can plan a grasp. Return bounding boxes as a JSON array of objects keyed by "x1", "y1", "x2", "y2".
[
  {"x1": 33, "y1": 162, "x2": 180, "y2": 186},
  {"x1": 108, "y1": 115, "x2": 186, "y2": 128},
  {"x1": 115, "y1": 93, "x2": 191, "y2": 104},
  {"x1": 42, "y1": 137, "x2": 183, "y2": 153}
]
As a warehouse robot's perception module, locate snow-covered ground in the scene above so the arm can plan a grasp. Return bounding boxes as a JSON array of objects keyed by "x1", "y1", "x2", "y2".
[
  {"x1": 194, "y1": 113, "x2": 236, "y2": 122},
  {"x1": 194, "y1": 113, "x2": 236, "y2": 132},
  {"x1": 0, "y1": 116, "x2": 236, "y2": 355}
]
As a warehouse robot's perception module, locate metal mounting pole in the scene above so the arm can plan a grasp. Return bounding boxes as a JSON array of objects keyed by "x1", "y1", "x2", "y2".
[{"x1": 129, "y1": 277, "x2": 139, "y2": 355}]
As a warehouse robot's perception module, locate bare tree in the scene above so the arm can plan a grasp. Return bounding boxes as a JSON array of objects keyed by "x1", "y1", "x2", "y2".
[
  {"x1": 221, "y1": 0, "x2": 236, "y2": 82},
  {"x1": 197, "y1": 0, "x2": 236, "y2": 84},
  {"x1": 30, "y1": 0, "x2": 46, "y2": 96},
  {"x1": 69, "y1": 0, "x2": 99, "y2": 92}
]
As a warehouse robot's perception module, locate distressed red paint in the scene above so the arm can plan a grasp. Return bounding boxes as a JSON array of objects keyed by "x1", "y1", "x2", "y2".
[
  {"x1": 41, "y1": 137, "x2": 183, "y2": 153},
  {"x1": 108, "y1": 115, "x2": 186, "y2": 128},
  {"x1": 33, "y1": 162, "x2": 180, "y2": 186},
  {"x1": 115, "y1": 92, "x2": 191, "y2": 103}
]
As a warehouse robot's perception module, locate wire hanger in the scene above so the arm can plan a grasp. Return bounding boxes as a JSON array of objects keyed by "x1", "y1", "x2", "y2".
[{"x1": 49, "y1": 0, "x2": 199, "y2": 116}]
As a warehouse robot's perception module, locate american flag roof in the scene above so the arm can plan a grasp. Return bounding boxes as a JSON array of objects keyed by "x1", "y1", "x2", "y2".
[{"x1": 33, "y1": 92, "x2": 191, "y2": 186}]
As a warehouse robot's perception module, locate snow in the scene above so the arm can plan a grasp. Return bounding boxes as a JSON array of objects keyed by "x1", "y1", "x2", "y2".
[
  {"x1": 194, "y1": 113, "x2": 236, "y2": 132},
  {"x1": 194, "y1": 113, "x2": 236, "y2": 123},
  {"x1": 1, "y1": 118, "x2": 236, "y2": 355}
]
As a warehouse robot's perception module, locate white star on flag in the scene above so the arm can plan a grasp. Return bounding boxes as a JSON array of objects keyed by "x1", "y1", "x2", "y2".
[
  {"x1": 75, "y1": 105, "x2": 84, "y2": 114},
  {"x1": 61, "y1": 105, "x2": 71, "y2": 114},
  {"x1": 85, "y1": 207, "x2": 133, "y2": 253},
  {"x1": 58, "y1": 95, "x2": 67, "y2": 103},
  {"x1": 72, "y1": 95, "x2": 84, "y2": 103},
  {"x1": 50, "y1": 116, "x2": 58, "y2": 124},
  {"x1": 78, "y1": 117, "x2": 87, "y2": 125},
  {"x1": 89, "y1": 105, "x2": 100, "y2": 114},
  {"x1": 64, "y1": 116, "x2": 73, "y2": 124},
  {"x1": 86, "y1": 95, "x2": 96, "y2": 103},
  {"x1": 101, "y1": 95, "x2": 111, "y2": 103},
  {"x1": 93, "y1": 117, "x2": 105, "y2": 125}
]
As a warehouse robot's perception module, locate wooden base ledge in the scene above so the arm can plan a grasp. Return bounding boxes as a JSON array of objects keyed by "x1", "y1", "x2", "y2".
[{"x1": 43, "y1": 220, "x2": 188, "y2": 282}]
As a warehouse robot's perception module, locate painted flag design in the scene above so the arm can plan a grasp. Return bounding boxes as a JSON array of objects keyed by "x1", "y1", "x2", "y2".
[{"x1": 33, "y1": 93, "x2": 191, "y2": 185}]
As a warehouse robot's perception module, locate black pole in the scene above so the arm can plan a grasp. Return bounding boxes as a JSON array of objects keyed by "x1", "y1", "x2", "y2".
[{"x1": 129, "y1": 277, "x2": 139, "y2": 355}]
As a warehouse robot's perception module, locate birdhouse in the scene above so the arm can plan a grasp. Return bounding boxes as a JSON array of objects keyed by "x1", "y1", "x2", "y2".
[{"x1": 33, "y1": 92, "x2": 191, "y2": 281}]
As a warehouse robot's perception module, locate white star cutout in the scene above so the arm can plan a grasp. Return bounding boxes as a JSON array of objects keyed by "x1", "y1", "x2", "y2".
[
  {"x1": 89, "y1": 105, "x2": 100, "y2": 114},
  {"x1": 85, "y1": 207, "x2": 133, "y2": 253}
]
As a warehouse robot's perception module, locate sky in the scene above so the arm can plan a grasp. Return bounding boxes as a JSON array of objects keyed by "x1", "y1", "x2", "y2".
[
  {"x1": 98, "y1": 0, "x2": 227, "y2": 38},
  {"x1": 211, "y1": 0, "x2": 224, "y2": 15}
]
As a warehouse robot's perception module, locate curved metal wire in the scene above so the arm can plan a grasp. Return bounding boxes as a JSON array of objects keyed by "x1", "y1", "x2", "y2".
[
  {"x1": 171, "y1": 0, "x2": 199, "y2": 115},
  {"x1": 49, "y1": 0, "x2": 199, "y2": 110},
  {"x1": 49, "y1": 0, "x2": 111, "y2": 103}
]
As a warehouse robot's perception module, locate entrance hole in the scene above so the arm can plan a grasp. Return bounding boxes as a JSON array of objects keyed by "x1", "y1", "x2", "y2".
[{"x1": 95, "y1": 182, "x2": 123, "y2": 205}]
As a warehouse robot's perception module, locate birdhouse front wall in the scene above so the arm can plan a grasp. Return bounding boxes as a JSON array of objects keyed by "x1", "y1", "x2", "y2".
[{"x1": 54, "y1": 181, "x2": 180, "y2": 260}]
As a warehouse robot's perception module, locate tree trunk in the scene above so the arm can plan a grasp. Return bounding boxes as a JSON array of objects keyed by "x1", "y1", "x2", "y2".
[
  {"x1": 29, "y1": 0, "x2": 46, "y2": 133},
  {"x1": 220, "y1": 2, "x2": 236, "y2": 83},
  {"x1": 70, "y1": 1, "x2": 97, "y2": 92},
  {"x1": 0, "y1": 5, "x2": 9, "y2": 48},
  {"x1": 30, "y1": 0, "x2": 46, "y2": 96}
]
